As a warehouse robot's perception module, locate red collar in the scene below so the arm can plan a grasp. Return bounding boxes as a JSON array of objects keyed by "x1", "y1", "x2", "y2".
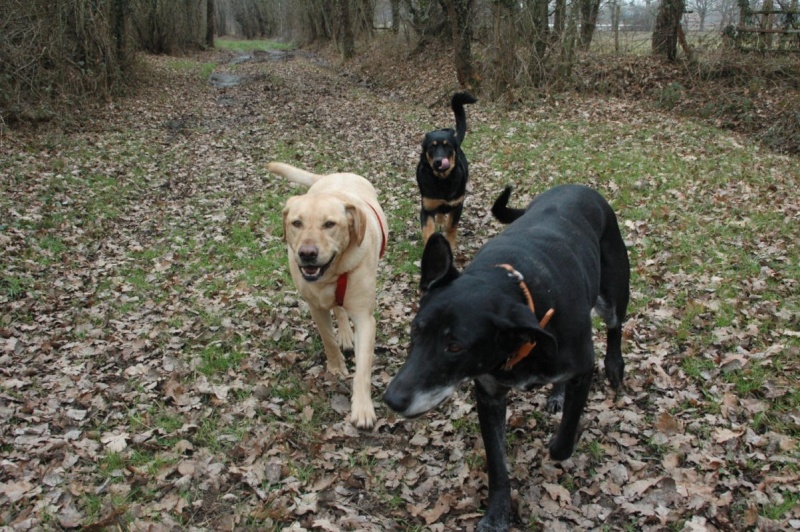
[
  {"x1": 335, "y1": 204, "x2": 387, "y2": 307},
  {"x1": 495, "y1": 264, "x2": 554, "y2": 370}
]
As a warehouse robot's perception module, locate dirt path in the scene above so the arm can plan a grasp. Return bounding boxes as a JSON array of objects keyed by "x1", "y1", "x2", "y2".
[{"x1": 2, "y1": 48, "x2": 799, "y2": 531}]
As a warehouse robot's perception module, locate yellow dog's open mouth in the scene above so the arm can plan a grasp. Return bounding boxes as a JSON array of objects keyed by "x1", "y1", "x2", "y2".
[{"x1": 299, "y1": 254, "x2": 335, "y2": 282}]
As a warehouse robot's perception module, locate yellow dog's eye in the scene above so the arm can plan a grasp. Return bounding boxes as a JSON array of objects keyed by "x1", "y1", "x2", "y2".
[
  {"x1": 292, "y1": 220, "x2": 302, "y2": 228},
  {"x1": 323, "y1": 221, "x2": 336, "y2": 229}
]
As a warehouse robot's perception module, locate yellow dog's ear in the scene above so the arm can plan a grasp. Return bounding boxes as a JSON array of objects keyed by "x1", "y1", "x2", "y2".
[
  {"x1": 282, "y1": 197, "x2": 298, "y2": 243},
  {"x1": 345, "y1": 203, "x2": 367, "y2": 247}
]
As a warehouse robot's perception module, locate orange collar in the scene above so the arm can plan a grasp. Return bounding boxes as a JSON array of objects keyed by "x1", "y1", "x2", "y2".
[{"x1": 495, "y1": 264, "x2": 555, "y2": 370}]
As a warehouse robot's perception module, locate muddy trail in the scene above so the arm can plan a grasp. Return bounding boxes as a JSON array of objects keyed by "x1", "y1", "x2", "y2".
[{"x1": 2, "y1": 46, "x2": 799, "y2": 531}]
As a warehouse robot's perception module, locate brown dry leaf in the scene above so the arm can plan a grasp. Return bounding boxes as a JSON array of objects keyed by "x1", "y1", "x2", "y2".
[
  {"x1": 713, "y1": 427, "x2": 744, "y2": 444},
  {"x1": 542, "y1": 483, "x2": 571, "y2": 506},
  {"x1": 421, "y1": 493, "x2": 454, "y2": 524}
]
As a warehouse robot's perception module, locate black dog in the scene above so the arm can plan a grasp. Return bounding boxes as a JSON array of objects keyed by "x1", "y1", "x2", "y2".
[
  {"x1": 416, "y1": 91, "x2": 477, "y2": 249},
  {"x1": 384, "y1": 185, "x2": 630, "y2": 531}
]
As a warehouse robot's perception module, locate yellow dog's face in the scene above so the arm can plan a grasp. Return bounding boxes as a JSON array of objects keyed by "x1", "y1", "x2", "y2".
[{"x1": 282, "y1": 194, "x2": 366, "y2": 282}]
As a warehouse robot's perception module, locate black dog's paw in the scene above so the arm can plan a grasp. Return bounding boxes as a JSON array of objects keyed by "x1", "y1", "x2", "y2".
[
  {"x1": 604, "y1": 357, "x2": 624, "y2": 390},
  {"x1": 548, "y1": 435, "x2": 577, "y2": 462},
  {"x1": 545, "y1": 384, "x2": 565, "y2": 414},
  {"x1": 477, "y1": 512, "x2": 511, "y2": 532}
]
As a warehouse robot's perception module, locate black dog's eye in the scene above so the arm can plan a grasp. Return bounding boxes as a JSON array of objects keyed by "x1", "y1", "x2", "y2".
[
  {"x1": 292, "y1": 220, "x2": 302, "y2": 228},
  {"x1": 323, "y1": 221, "x2": 336, "y2": 229},
  {"x1": 446, "y1": 342, "x2": 462, "y2": 353}
]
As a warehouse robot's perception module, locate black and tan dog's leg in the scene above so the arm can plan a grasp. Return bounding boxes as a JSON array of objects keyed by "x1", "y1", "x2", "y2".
[
  {"x1": 443, "y1": 201, "x2": 464, "y2": 250},
  {"x1": 421, "y1": 199, "x2": 442, "y2": 246},
  {"x1": 475, "y1": 379, "x2": 513, "y2": 532},
  {"x1": 308, "y1": 306, "x2": 348, "y2": 376}
]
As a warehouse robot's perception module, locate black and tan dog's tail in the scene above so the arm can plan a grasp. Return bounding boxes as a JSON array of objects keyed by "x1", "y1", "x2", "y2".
[
  {"x1": 452, "y1": 91, "x2": 477, "y2": 144},
  {"x1": 491, "y1": 186, "x2": 526, "y2": 224}
]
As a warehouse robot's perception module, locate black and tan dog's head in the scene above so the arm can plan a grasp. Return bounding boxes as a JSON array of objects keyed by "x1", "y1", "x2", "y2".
[
  {"x1": 383, "y1": 234, "x2": 557, "y2": 417},
  {"x1": 421, "y1": 129, "x2": 460, "y2": 178}
]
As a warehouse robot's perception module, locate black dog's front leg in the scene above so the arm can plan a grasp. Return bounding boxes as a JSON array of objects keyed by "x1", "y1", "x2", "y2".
[
  {"x1": 475, "y1": 379, "x2": 512, "y2": 532},
  {"x1": 549, "y1": 371, "x2": 593, "y2": 461}
]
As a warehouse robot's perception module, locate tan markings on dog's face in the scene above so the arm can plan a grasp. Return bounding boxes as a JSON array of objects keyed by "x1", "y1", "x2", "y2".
[{"x1": 282, "y1": 195, "x2": 354, "y2": 269}]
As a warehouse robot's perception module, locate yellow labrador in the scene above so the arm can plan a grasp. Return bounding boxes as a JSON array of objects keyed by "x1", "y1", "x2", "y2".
[{"x1": 267, "y1": 162, "x2": 387, "y2": 429}]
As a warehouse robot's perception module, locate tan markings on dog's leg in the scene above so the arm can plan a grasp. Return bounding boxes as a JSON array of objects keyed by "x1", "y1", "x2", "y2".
[
  {"x1": 308, "y1": 306, "x2": 347, "y2": 376},
  {"x1": 445, "y1": 213, "x2": 458, "y2": 249},
  {"x1": 348, "y1": 312, "x2": 377, "y2": 429},
  {"x1": 333, "y1": 306, "x2": 354, "y2": 352},
  {"x1": 422, "y1": 216, "x2": 436, "y2": 246}
]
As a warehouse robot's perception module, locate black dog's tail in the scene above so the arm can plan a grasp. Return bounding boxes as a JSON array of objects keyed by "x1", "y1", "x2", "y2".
[
  {"x1": 452, "y1": 91, "x2": 477, "y2": 144},
  {"x1": 491, "y1": 186, "x2": 526, "y2": 224}
]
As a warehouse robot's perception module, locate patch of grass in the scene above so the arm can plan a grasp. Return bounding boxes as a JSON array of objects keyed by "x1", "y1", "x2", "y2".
[
  {"x1": 197, "y1": 343, "x2": 246, "y2": 377},
  {"x1": 0, "y1": 275, "x2": 29, "y2": 301},
  {"x1": 762, "y1": 490, "x2": 800, "y2": 520},
  {"x1": 216, "y1": 38, "x2": 294, "y2": 52},
  {"x1": 168, "y1": 58, "x2": 218, "y2": 80}
]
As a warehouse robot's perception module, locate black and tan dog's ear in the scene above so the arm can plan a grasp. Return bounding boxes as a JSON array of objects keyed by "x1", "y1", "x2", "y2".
[
  {"x1": 345, "y1": 203, "x2": 367, "y2": 247},
  {"x1": 494, "y1": 303, "x2": 558, "y2": 358},
  {"x1": 420, "y1": 233, "x2": 460, "y2": 292}
]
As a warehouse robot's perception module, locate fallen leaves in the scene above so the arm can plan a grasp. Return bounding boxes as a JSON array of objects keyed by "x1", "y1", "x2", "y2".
[{"x1": 0, "y1": 43, "x2": 799, "y2": 531}]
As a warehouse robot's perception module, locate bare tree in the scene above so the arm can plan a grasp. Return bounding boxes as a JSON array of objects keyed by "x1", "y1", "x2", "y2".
[
  {"x1": 336, "y1": 0, "x2": 355, "y2": 59},
  {"x1": 441, "y1": 0, "x2": 478, "y2": 89},
  {"x1": 391, "y1": 0, "x2": 401, "y2": 33},
  {"x1": 579, "y1": 0, "x2": 602, "y2": 49},
  {"x1": 206, "y1": 0, "x2": 215, "y2": 46},
  {"x1": 688, "y1": 0, "x2": 715, "y2": 29},
  {"x1": 652, "y1": 0, "x2": 685, "y2": 59}
]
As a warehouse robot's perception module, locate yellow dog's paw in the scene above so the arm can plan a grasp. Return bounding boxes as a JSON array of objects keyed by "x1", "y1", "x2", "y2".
[
  {"x1": 337, "y1": 328, "x2": 355, "y2": 352},
  {"x1": 350, "y1": 401, "x2": 376, "y2": 430},
  {"x1": 326, "y1": 356, "x2": 348, "y2": 376}
]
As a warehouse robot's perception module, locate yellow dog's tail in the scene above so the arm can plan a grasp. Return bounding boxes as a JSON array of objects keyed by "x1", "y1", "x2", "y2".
[{"x1": 266, "y1": 162, "x2": 322, "y2": 188}]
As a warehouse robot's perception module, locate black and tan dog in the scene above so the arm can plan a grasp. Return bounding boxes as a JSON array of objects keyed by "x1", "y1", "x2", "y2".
[
  {"x1": 384, "y1": 185, "x2": 630, "y2": 531},
  {"x1": 416, "y1": 91, "x2": 477, "y2": 249}
]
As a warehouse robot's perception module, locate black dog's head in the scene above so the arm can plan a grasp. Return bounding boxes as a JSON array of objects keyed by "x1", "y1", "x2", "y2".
[
  {"x1": 421, "y1": 129, "x2": 460, "y2": 178},
  {"x1": 383, "y1": 234, "x2": 557, "y2": 418}
]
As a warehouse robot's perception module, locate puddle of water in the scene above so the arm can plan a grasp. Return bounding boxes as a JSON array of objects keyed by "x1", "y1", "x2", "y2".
[
  {"x1": 209, "y1": 73, "x2": 243, "y2": 88},
  {"x1": 230, "y1": 54, "x2": 252, "y2": 65}
]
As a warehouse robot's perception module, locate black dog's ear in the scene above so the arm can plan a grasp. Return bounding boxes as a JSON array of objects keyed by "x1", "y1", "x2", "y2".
[
  {"x1": 420, "y1": 233, "x2": 460, "y2": 292},
  {"x1": 494, "y1": 303, "x2": 558, "y2": 359}
]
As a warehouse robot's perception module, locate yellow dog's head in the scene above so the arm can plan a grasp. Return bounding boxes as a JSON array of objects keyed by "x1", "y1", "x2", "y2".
[{"x1": 282, "y1": 194, "x2": 366, "y2": 282}]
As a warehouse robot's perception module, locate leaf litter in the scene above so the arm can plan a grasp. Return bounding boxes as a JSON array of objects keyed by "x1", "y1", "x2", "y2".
[{"x1": 1, "y1": 46, "x2": 799, "y2": 530}]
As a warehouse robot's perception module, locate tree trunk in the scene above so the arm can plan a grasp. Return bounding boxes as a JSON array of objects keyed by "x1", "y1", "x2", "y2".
[
  {"x1": 391, "y1": 0, "x2": 400, "y2": 33},
  {"x1": 336, "y1": 0, "x2": 355, "y2": 59},
  {"x1": 554, "y1": 0, "x2": 567, "y2": 40},
  {"x1": 652, "y1": 0, "x2": 684, "y2": 60},
  {"x1": 442, "y1": 0, "x2": 477, "y2": 89},
  {"x1": 206, "y1": 0, "x2": 215, "y2": 48},
  {"x1": 579, "y1": 0, "x2": 601, "y2": 49},
  {"x1": 528, "y1": 0, "x2": 549, "y2": 85}
]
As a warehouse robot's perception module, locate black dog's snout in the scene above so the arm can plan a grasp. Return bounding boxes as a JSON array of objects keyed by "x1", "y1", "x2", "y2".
[
  {"x1": 298, "y1": 245, "x2": 318, "y2": 262},
  {"x1": 383, "y1": 386, "x2": 410, "y2": 414}
]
